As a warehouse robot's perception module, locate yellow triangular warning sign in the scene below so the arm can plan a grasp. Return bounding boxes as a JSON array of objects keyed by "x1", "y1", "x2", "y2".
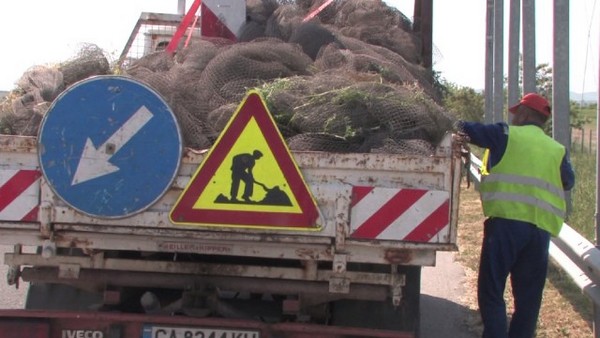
[{"x1": 170, "y1": 90, "x2": 320, "y2": 229}]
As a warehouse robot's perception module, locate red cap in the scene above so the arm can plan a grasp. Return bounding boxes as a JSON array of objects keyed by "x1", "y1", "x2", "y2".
[{"x1": 508, "y1": 93, "x2": 551, "y2": 116}]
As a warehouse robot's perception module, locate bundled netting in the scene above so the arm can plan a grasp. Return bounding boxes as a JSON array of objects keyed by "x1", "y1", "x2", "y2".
[
  {"x1": 0, "y1": 44, "x2": 110, "y2": 135},
  {"x1": 0, "y1": 0, "x2": 455, "y2": 155},
  {"x1": 258, "y1": 75, "x2": 452, "y2": 153}
]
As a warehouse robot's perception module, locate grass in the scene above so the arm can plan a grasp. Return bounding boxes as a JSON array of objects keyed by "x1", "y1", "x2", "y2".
[
  {"x1": 568, "y1": 150, "x2": 597, "y2": 240},
  {"x1": 568, "y1": 102, "x2": 598, "y2": 241}
]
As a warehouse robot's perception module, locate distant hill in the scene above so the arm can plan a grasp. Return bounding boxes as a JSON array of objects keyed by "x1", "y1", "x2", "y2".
[
  {"x1": 0, "y1": 91, "x2": 7, "y2": 99},
  {"x1": 570, "y1": 91, "x2": 598, "y2": 104}
]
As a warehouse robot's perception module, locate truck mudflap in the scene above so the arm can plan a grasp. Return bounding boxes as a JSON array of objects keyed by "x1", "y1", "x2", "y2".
[{"x1": 0, "y1": 309, "x2": 416, "y2": 338}]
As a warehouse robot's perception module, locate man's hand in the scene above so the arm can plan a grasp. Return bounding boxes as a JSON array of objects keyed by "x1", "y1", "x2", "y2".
[
  {"x1": 453, "y1": 131, "x2": 470, "y2": 144},
  {"x1": 452, "y1": 133, "x2": 472, "y2": 188},
  {"x1": 452, "y1": 132, "x2": 470, "y2": 156}
]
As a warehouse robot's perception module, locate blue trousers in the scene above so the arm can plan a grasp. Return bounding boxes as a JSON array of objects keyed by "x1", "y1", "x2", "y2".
[{"x1": 478, "y1": 217, "x2": 551, "y2": 338}]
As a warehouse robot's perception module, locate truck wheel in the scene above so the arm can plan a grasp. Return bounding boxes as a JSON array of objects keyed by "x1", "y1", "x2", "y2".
[{"x1": 330, "y1": 266, "x2": 421, "y2": 336}]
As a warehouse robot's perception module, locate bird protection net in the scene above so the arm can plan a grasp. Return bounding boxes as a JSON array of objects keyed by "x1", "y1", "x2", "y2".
[{"x1": 0, "y1": 0, "x2": 455, "y2": 155}]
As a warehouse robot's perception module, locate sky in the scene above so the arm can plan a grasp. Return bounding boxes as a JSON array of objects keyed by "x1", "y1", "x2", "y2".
[
  {"x1": 0, "y1": 0, "x2": 598, "y2": 94},
  {"x1": 384, "y1": 0, "x2": 600, "y2": 95}
]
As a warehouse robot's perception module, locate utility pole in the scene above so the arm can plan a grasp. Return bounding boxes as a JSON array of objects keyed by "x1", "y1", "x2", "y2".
[
  {"x1": 484, "y1": 0, "x2": 494, "y2": 123},
  {"x1": 493, "y1": 0, "x2": 505, "y2": 123},
  {"x1": 522, "y1": 0, "x2": 537, "y2": 94},
  {"x1": 552, "y1": 0, "x2": 570, "y2": 150},
  {"x1": 507, "y1": 0, "x2": 521, "y2": 124}
]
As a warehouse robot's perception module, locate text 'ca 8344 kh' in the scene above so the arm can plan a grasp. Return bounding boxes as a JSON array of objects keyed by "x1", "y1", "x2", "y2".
[{"x1": 142, "y1": 325, "x2": 260, "y2": 338}]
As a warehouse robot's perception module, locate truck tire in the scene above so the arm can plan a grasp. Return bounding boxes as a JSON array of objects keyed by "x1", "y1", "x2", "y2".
[{"x1": 330, "y1": 266, "x2": 421, "y2": 336}]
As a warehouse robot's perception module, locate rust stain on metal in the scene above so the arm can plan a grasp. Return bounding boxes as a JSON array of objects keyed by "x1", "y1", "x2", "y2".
[
  {"x1": 384, "y1": 249, "x2": 413, "y2": 264},
  {"x1": 335, "y1": 219, "x2": 345, "y2": 238},
  {"x1": 0, "y1": 135, "x2": 38, "y2": 152},
  {"x1": 54, "y1": 234, "x2": 94, "y2": 249},
  {"x1": 356, "y1": 158, "x2": 368, "y2": 166},
  {"x1": 295, "y1": 248, "x2": 331, "y2": 260},
  {"x1": 180, "y1": 148, "x2": 206, "y2": 164},
  {"x1": 209, "y1": 264, "x2": 247, "y2": 275}
]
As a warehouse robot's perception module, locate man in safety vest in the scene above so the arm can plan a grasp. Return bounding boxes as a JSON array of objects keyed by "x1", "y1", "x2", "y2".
[{"x1": 458, "y1": 92, "x2": 575, "y2": 338}]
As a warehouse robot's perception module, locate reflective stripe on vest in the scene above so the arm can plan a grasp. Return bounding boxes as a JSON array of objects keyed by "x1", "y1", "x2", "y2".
[
  {"x1": 480, "y1": 191, "x2": 565, "y2": 219},
  {"x1": 481, "y1": 173, "x2": 565, "y2": 200},
  {"x1": 479, "y1": 125, "x2": 566, "y2": 236}
]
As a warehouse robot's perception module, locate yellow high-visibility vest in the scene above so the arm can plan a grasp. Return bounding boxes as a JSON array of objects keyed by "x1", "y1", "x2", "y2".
[{"x1": 479, "y1": 125, "x2": 566, "y2": 236}]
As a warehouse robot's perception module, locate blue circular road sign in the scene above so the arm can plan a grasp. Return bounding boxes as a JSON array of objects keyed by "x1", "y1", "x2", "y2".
[{"x1": 38, "y1": 76, "x2": 182, "y2": 218}]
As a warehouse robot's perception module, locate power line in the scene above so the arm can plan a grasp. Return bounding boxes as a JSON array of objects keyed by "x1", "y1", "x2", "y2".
[{"x1": 580, "y1": 0, "x2": 598, "y2": 104}]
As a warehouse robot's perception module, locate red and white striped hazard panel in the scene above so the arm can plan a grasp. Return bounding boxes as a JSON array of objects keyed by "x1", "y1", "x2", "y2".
[
  {"x1": 201, "y1": 0, "x2": 246, "y2": 41},
  {"x1": 350, "y1": 186, "x2": 450, "y2": 243},
  {"x1": 0, "y1": 169, "x2": 41, "y2": 221}
]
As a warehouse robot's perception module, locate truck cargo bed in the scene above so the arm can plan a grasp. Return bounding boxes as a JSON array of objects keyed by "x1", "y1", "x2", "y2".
[{"x1": 0, "y1": 132, "x2": 461, "y2": 334}]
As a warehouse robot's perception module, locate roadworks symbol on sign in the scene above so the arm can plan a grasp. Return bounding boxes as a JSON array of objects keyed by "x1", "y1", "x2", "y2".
[{"x1": 169, "y1": 90, "x2": 320, "y2": 229}]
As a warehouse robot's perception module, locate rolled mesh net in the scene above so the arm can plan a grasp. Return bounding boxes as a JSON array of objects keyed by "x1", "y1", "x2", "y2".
[{"x1": 0, "y1": 0, "x2": 455, "y2": 155}]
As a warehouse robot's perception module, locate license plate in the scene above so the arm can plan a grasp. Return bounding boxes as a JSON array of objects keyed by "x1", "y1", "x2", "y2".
[{"x1": 142, "y1": 324, "x2": 260, "y2": 338}]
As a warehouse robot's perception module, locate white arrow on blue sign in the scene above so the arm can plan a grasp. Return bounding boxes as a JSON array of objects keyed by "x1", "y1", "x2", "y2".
[{"x1": 38, "y1": 76, "x2": 182, "y2": 218}]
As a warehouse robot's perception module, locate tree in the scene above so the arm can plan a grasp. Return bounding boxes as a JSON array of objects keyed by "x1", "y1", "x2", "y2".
[
  {"x1": 441, "y1": 81, "x2": 485, "y2": 123},
  {"x1": 438, "y1": 63, "x2": 585, "y2": 130},
  {"x1": 533, "y1": 63, "x2": 591, "y2": 135},
  {"x1": 534, "y1": 63, "x2": 553, "y2": 98}
]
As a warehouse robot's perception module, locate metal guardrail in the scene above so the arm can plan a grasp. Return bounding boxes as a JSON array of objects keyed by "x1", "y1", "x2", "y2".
[{"x1": 468, "y1": 153, "x2": 600, "y2": 306}]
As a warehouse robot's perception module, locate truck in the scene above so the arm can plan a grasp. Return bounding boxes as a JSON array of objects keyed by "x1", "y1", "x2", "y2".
[{"x1": 0, "y1": 1, "x2": 461, "y2": 337}]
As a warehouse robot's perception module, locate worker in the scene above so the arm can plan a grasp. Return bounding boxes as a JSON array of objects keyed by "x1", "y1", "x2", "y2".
[
  {"x1": 230, "y1": 150, "x2": 263, "y2": 203},
  {"x1": 456, "y1": 92, "x2": 575, "y2": 338}
]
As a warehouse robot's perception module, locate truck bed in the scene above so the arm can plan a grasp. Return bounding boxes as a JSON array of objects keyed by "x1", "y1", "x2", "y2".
[
  {"x1": 2, "y1": 133, "x2": 459, "y2": 250},
  {"x1": 0, "y1": 132, "x2": 461, "y2": 332}
]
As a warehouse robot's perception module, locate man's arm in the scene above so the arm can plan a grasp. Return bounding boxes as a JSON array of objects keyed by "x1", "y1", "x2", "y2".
[
  {"x1": 459, "y1": 121, "x2": 508, "y2": 150},
  {"x1": 561, "y1": 152, "x2": 575, "y2": 191},
  {"x1": 458, "y1": 121, "x2": 509, "y2": 168}
]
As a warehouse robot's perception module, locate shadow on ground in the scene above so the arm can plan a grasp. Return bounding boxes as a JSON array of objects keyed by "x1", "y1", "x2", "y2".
[{"x1": 420, "y1": 294, "x2": 480, "y2": 338}]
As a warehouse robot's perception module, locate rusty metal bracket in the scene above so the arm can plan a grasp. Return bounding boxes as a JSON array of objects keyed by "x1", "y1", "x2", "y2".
[
  {"x1": 41, "y1": 239, "x2": 56, "y2": 259},
  {"x1": 302, "y1": 260, "x2": 318, "y2": 280},
  {"x1": 6, "y1": 244, "x2": 22, "y2": 288},
  {"x1": 334, "y1": 189, "x2": 351, "y2": 251},
  {"x1": 332, "y1": 254, "x2": 347, "y2": 274},
  {"x1": 329, "y1": 276, "x2": 350, "y2": 294},
  {"x1": 58, "y1": 263, "x2": 81, "y2": 279},
  {"x1": 329, "y1": 254, "x2": 349, "y2": 293},
  {"x1": 390, "y1": 265, "x2": 405, "y2": 307},
  {"x1": 39, "y1": 200, "x2": 54, "y2": 238}
]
